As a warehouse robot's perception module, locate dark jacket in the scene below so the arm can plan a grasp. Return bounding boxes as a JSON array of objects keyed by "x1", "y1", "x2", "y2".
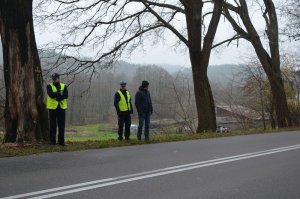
[
  {"x1": 114, "y1": 89, "x2": 133, "y2": 115},
  {"x1": 135, "y1": 86, "x2": 153, "y2": 115},
  {"x1": 47, "y1": 82, "x2": 68, "y2": 108}
]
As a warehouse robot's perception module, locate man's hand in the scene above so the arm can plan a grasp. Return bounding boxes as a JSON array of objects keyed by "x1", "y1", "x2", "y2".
[
  {"x1": 54, "y1": 92, "x2": 61, "y2": 97},
  {"x1": 56, "y1": 96, "x2": 62, "y2": 101}
]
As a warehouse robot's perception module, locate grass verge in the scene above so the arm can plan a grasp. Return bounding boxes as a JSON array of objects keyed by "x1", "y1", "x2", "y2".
[{"x1": 1, "y1": 127, "x2": 300, "y2": 157}]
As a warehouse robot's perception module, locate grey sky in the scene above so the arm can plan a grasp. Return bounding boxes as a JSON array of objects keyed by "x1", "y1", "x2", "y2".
[
  {"x1": 1, "y1": 0, "x2": 298, "y2": 67},
  {"x1": 33, "y1": 0, "x2": 257, "y2": 67},
  {"x1": 120, "y1": 40, "x2": 246, "y2": 66},
  {"x1": 34, "y1": 15, "x2": 247, "y2": 67}
]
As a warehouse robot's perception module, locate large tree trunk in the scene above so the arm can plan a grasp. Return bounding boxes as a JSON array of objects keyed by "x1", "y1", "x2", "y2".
[
  {"x1": 183, "y1": 0, "x2": 223, "y2": 132},
  {"x1": 191, "y1": 61, "x2": 216, "y2": 132},
  {"x1": 267, "y1": 69, "x2": 292, "y2": 127},
  {"x1": 0, "y1": 0, "x2": 49, "y2": 143},
  {"x1": 251, "y1": 0, "x2": 292, "y2": 128},
  {"x1": 251, "y1": 36, "x2": 292, "y2": 127}
]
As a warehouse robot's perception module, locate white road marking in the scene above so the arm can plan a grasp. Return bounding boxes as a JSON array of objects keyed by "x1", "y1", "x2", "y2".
[{"x1": 2, "y1": 144, "x2": 300, "y2": 199}]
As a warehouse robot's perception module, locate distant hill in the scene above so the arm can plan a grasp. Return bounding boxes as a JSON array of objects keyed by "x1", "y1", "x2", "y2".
[
  {"x1": 112, "y1": 61, "x2": 186, "y2": 77},
  {"x1": 208, "y1": 64, "x2": 242, "y2": 84},
  {"x1": 0, "y1": 48, "x2": 241, "y2": 84},
  {"x1": 111, "y1": 61, "x2": 141, "y2": 79},
  {"x1": 159, "y1": 64, "x2": 186, "y2": 74},
  {"x1": 175, "y1": 64, "x2": 242, "y2": 85}
]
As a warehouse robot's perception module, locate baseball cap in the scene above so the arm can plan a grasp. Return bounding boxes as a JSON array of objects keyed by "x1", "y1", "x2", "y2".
[
  {"x1": 120, "y1": 81, "x2": 127, "y2": 86},
  {"x1": 51, "y1": 73, "x2": 60, "y2": 80}
]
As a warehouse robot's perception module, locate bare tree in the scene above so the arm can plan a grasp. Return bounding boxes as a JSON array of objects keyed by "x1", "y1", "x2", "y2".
[
  {"x1": 280, "y1": 0, "x2": 300, "y2": 40},
  {"x1": 172, "y1": 71, "x2": 197, "y2": 133},
  {"x1": 238, "y1": 58, "x2": 271, "y2": 130},
  {"x1": 36, "y1": 0, "x2": 224, "y2": 132},
  {"x1": 0, "y1": 0, "x2": 48, "y2": 143},
  {"x1": 213, "y1": 76, "x2": 256, "y2": 130},
  {"x1": 280, "y1": 54, "x2": 300, "y2": 125},
  {"x1": 222, "y1": 0, "x2": 293, "y2": 127}
]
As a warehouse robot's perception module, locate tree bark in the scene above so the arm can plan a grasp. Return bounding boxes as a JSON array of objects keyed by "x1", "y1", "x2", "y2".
[
  {"x1": 250, "y1": 32, "x2": 292, "y2": 127},
  {"x1": 223, "y1": 0, "x2": 293, "y2": 128},
  {"x1": 183, "y1": 0, "x2": 223, "y2": 132},
  {"x1": 0, "y1": 0, "x2": 49, "y2": 143}
]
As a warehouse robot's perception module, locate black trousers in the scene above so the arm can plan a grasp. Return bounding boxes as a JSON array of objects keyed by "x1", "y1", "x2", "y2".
[
  {"x1": 118, "y1": 113, "x2": 131, "y2": 140},
  {"x1": 49, "y1": 108, "x2": 66, "y2": 145}
]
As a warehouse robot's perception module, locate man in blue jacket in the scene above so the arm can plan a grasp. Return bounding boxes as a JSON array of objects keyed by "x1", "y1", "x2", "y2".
[{"x1": 135, "y1": 81, "x2": 153, "y2": 142}]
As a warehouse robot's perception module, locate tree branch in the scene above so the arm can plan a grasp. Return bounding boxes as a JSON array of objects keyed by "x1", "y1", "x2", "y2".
[
  {"x1": 62, "y1": 24, "x2": 164, "y2": 68},
  {"x1": 131, "y1": 0, "x2": 185, "y2": 13},
  {"x1": 223, "y1": 2, "x2": 249, "y2": 39},
  {"x1": 179, "y1": 0, "x2": 192, "y2": 9},
  {"x1": 212, "y1": 34, "x2": 243, "y2": 49},
  {"x1": 203, "y1": 0, "x2": 224, "y2": 53},
  {"x1": 140, "y1": 0, "x2": 189, "y2": 47}
]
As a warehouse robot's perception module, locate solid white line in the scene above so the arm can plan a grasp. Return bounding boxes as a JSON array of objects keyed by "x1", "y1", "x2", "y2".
[
  {"x1": 1, "y1": 144, "x2": 300, "y2": 199},
  {"x1": 0, "y1": 178, "x2": 114, "y2": 199}
]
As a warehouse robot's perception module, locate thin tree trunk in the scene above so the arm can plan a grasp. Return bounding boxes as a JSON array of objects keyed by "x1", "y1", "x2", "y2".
[{"x1": 0, "y1": 0, "x2": 48, "y2": 143}]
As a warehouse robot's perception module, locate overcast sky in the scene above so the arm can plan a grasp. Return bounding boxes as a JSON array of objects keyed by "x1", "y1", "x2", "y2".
[
  {"x1": 33, "y1": 0, "x2": 299, "y2": 68},
  {"x1": 34, "y1": 16, "x2": 251, "y2": 67},
  {"x1": 1, "y1": 0, "x2": 298, "y2": 67},
  {"x1": 118, "y1": 39, "x2": 247, "y2": 66}
]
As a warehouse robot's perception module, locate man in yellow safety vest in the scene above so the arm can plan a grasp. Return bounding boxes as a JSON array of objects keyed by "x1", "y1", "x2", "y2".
[
  {"x1": 114, "y1": 81, "x2": 133, "y2": 140},
  {"x1": 46, "y1": 73, "x2": 68, "y2": 146}
]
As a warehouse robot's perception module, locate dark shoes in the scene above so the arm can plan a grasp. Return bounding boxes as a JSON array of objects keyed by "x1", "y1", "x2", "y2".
[
  {"x1": 118, "y1": 137, "x2": 130, "y2": 141},
  {"x1": 49, "y1": 142, "x2": 68, "y2": 146}
]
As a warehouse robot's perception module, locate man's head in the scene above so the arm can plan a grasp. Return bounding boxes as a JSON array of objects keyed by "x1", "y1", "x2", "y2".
[
  {"x1": 141, "y1": 80, "x2": 149, "y2": 90},
  {"x1": 120, "y1": 81, "x2": 127, "y2": 90},
  {"x1": 52, "y1": 73, "x2": 60, "y2": 83}
]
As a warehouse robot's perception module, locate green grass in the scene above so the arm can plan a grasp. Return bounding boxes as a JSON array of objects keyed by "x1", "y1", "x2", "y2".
[
  {"x1": 65, "y1": 124, "x2": 116, "y2": 141},
  {"x1": 1, "y1": 124, "x2": 300, "y2": 157}
]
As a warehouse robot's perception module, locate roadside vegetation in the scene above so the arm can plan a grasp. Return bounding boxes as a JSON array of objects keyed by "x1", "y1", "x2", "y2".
[{"x1": 1, "y1": 123, "x2": 300, "y2": 157}]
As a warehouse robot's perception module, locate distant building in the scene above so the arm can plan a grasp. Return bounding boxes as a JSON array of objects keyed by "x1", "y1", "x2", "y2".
[{"x1": 216, "y1": 105, "x2": 270, "y2": 130}]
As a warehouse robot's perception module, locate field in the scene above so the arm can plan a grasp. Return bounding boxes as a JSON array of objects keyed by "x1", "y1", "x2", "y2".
[{"x1": 65, "y1": 123, "x2": 118, "y2": 141}]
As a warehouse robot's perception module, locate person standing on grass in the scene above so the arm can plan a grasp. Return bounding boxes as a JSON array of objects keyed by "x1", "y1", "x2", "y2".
[
  {"x1": 114, "y1": 81, "x2": 133, "y2": 141},
  {"x1": 135, "y1": 80, "x2": 153, "y2": 142},
  {"x1": 46, "y1": 73, "x2": 68, "y2": 146}
]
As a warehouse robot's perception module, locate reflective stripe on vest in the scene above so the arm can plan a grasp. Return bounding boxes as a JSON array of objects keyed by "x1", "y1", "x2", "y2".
[
  {"x1": 46, "y1": 83, "x2": 67, "y2": 110},
  {"x1": 118, "y1": 90, "x2": 131, "y2": 111}
]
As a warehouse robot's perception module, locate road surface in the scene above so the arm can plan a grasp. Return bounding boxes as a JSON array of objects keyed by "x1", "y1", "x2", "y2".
[{"x1": 1, "y1": 131, "x2": 300, "y2": 199}]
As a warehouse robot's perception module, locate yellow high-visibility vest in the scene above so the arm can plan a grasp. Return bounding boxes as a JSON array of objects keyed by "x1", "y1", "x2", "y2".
[
  {"x1": 118, "y1": 90, "x2": 131, "y2": 111},
  {"x1": 46, "y1": 83, "x2": 67, "y2": 109}
]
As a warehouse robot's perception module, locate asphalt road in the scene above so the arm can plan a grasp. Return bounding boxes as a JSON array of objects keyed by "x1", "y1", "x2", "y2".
[{"x1": 1, "y1": 131, "x2": 300, "y2": 199}]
